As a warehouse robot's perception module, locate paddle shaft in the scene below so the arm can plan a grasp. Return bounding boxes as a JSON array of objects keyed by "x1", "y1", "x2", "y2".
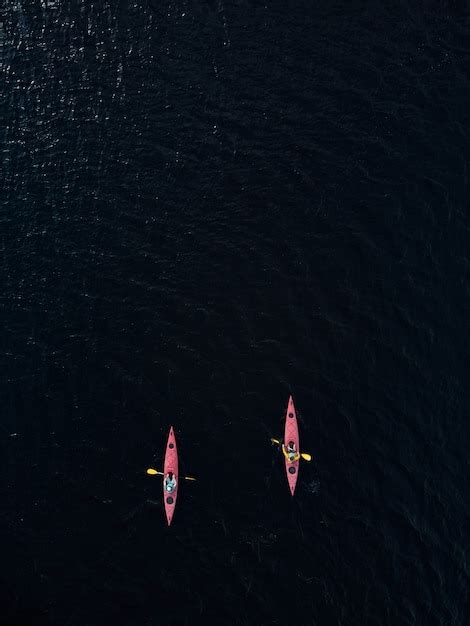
[{"x1": 147, "y1": 469, "x2": 196, "y2": 481}]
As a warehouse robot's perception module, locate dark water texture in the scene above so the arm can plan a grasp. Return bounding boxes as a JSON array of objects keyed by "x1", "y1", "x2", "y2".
[{"x1": 1, "y1": 1, "x2": 470, "y2": 625}]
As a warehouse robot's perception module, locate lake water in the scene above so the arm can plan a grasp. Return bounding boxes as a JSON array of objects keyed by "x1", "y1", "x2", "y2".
[{"x1": 1, "y1": 2, "x2": 470, "y2": 625}]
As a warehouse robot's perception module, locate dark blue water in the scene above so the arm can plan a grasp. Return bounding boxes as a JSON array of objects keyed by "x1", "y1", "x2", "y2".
[{"x1": 2, "y1": 1, "x2": 470, "y2": 625}]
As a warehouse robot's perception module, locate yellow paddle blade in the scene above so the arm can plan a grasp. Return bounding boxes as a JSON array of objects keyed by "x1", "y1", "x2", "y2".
[
  {"x1": 184, "y1": 476, "x2": 196, "y2": 481},
  {"x1": 270, "y1": 438, "x2": 281, "y2": 445},
  {"x1": 301, "y1": 453, "x2": 312, "y2": 462}
]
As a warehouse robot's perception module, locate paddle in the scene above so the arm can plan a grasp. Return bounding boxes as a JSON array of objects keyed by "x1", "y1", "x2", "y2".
[
  {"x1": 146, "y1": 468, "x2": 196, "y2": 481},
  {"x1": 270, "y1": 438, "x2": 312, "y2": 462}
]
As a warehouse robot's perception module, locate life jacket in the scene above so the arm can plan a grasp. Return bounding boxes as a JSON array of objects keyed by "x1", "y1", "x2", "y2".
[{"x1": 282, "y1": 445, "x2": 300, "y2": 463}]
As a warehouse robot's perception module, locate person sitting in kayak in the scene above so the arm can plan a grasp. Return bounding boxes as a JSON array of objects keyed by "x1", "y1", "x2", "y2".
[
  {"x1": 164, "y1": 472, "x2": 177, "y2": 493},
  {"x1": 282, "y1": 441, "x2": 300, "y2": 463}
]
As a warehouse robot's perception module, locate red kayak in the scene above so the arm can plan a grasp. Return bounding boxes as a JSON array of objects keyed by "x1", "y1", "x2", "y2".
[
  {"x1": 284, "y1": 395, "x2": 300, "y2": 496},
  {"x1": 163, "y1": 426, "x2": 178, "y2": 526}
]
